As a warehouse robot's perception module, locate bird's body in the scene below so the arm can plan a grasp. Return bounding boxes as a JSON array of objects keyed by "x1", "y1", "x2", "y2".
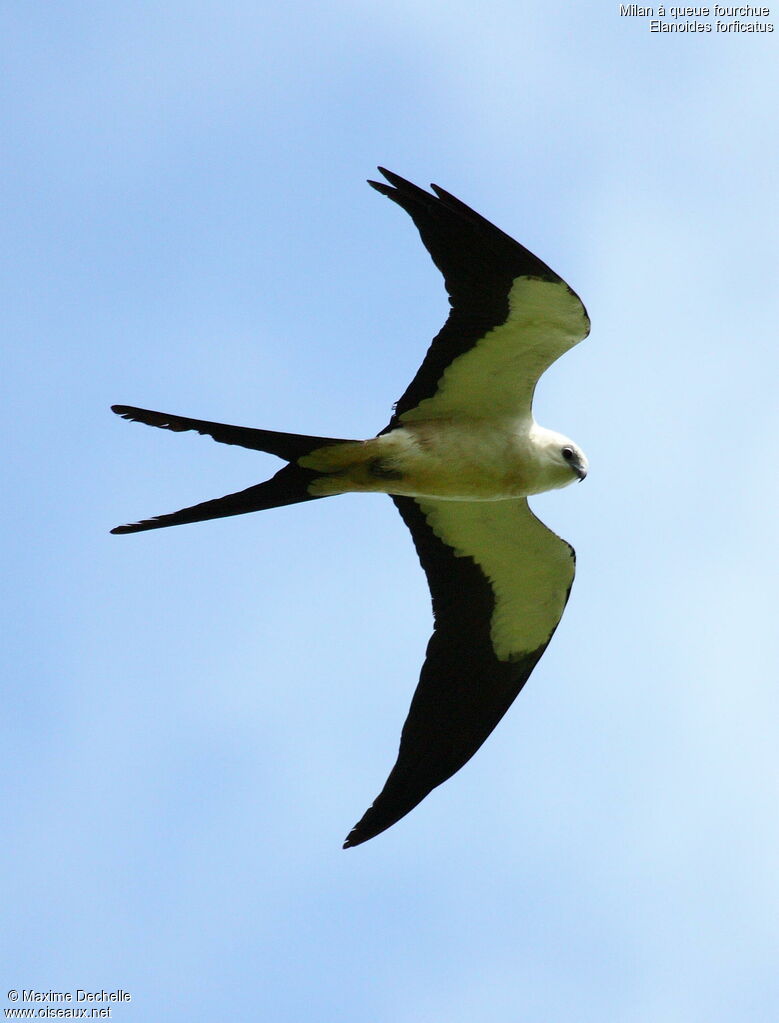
[
  {"x1": 112, "y1": 169, "x2": 591, "y2": 848},
  {"x1": 303, "y1": 419, "x2": 585, "y2": 501}
]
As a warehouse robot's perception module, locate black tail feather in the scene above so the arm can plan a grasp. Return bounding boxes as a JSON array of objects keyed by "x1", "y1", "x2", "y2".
[
  {"x1": 111, "y1": 464, "x2": 325, "y2": 535},
  {"x1": 111, "y1": 405, "x2": 354, "y2": 462}
]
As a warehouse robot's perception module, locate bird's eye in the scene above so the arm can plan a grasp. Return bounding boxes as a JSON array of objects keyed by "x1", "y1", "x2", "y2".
[{"x1": 561, "y1": 446, "x2": 574, "y2": 461}]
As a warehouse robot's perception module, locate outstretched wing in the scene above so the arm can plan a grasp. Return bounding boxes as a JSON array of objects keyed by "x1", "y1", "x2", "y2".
[
  {"x1": 344, "y1": 496, "x2": 575, "y2": 847},
  {"x1": 370, "y1": 169, "x2": 590, "y2": 429}
]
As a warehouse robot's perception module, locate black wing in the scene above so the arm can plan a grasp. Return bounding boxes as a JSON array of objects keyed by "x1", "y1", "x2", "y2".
[
  {"x1": 343, "y1": 495, "x2": 575, "y2": 847},
  {"x1": 369, "y1": 169, "x2": 589, "y2": 430}
]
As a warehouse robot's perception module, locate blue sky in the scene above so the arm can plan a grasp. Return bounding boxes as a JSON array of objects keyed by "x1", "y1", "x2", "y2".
[{"x1": 2, "y1": 2, "x2": 778, "y2": 1020}]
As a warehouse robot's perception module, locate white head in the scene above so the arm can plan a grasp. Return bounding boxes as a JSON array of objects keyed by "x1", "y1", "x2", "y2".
[{"x1": 528, "y1": 424, "x2": 589, "y2": 494}]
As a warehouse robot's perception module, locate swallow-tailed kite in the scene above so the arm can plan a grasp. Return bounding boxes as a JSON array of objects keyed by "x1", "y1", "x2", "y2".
[{"x1": 112, "y1": 168, "x2": 590, "y2": 848}]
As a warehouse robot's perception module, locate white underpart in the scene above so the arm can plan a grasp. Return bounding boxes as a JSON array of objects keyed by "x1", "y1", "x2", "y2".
[
  {"x1": 306, "y1": 419, "x2": 580, "y2": 500},
  {"x1": 417, "y1": 497, "x2": 575, "y2": 659},
  {"x1": 398, "y1": 276, "x2": 589, "y2": 425},
  {"x1": 371, "y1": 421, "x2": 562, "y2": 499}
]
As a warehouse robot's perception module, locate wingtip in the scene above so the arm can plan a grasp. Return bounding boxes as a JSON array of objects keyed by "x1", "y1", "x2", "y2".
[
  {"x1": 375, "y1": 167, "x2": 428, "y2": 196},
  {"x1": 112, "y1": 404, "x2": 141, "y2": 421},
  {"x1": 342, "y1": 801, "x2": 380, "y2": 848},
  {"x1": 110, "y1": 522, "x2": 142, "y2": 535},
  {"x1": 341, "y1": 795, "x2": 402, "y2": 848},
  {"x1": 110, "y1": 515, "x2": 166, "y2": 534},
  {"x1": 343, "y1": 810, "x2": 366, "y2": 847},
  {"x1": 341, "y1": 831, "x2": 366, "y2": 850}
]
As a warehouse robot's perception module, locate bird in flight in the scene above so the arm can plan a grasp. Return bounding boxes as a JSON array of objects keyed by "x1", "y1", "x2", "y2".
[{"x1": 112, "y1": 168, "x2": 590, "y2": 848}]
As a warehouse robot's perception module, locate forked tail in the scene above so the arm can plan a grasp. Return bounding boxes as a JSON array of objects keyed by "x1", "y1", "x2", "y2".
[{"x1": 110, "y1": 405, "x2": 358, "y2": 535}]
